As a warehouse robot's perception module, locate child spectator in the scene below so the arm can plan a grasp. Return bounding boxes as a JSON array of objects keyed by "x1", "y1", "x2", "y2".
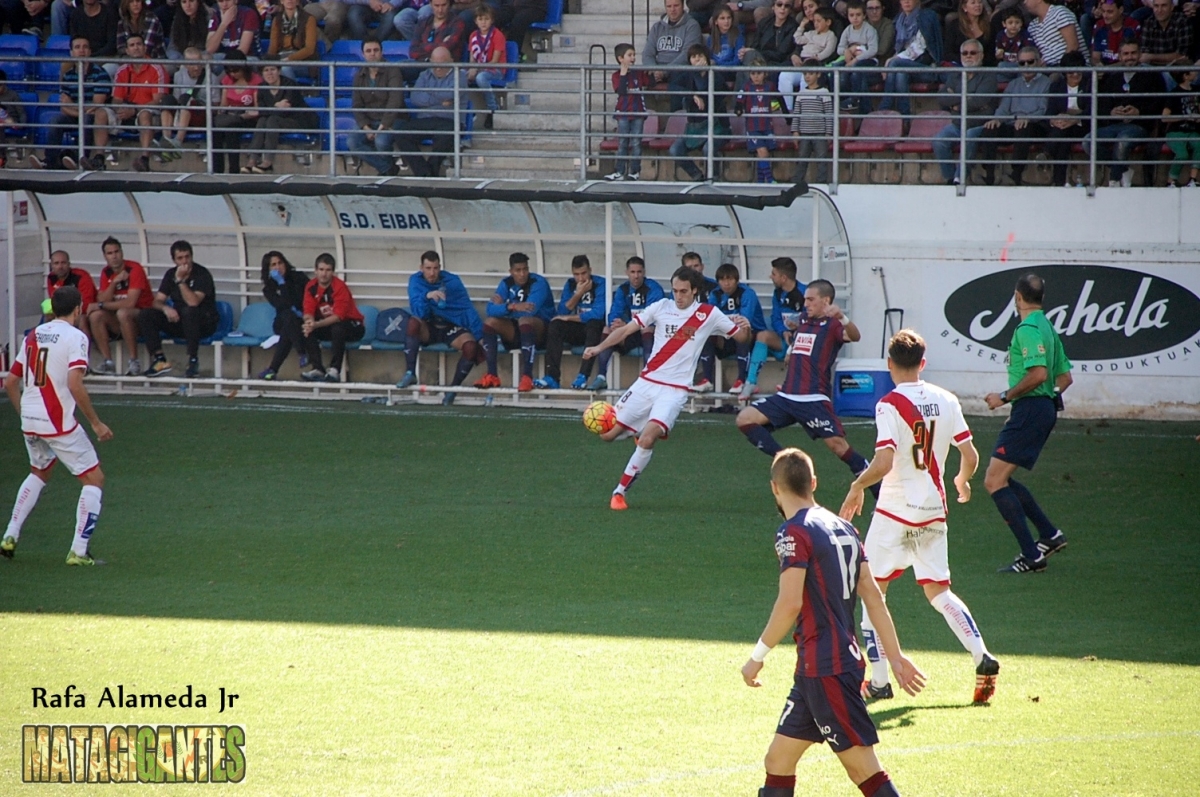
[
  {"x1": 792, "y1": 59, "x2": 833, "y2": 182},
  {"x1": 835, "y1": 0, "x2": 879, "y2": 113},
  {"x1": 795, "y1": 6, "x2": 838, "y2": 62},
  {"x1": 707, "y1": 4, "x2": 744, "y2": 90},
  {"x1": 466, "y1": 4, "x2": 508, "y2": 128},
  {"x1": 1163, "y1": 62, "x2": 1199, "y2": 187},
  {"x1": 668, "y1": 44, "x2": 728, "y2": 181},
  {"x1": 158, "y1": 47, "x2": 218, "y2": 159},
  {"x1": 735, "y1": 58, "x2": 784, "y2": 183},
  {"x1": 994, "y1": 8, "x2": 1031, "y2": 79},
  {"x1": 0, "y1": 69, "x2": 27, "y2": 170},
  {"x1": 607, "y1": 42, "x2": 649, "y2": 181}
]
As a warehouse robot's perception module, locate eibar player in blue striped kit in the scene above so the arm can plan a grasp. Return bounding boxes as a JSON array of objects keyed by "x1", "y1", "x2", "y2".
[{"x1": 742, "y1": 447, "x2": 924, "y2": 797}]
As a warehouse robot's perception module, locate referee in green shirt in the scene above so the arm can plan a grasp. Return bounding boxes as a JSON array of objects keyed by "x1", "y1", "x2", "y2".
[{"x1": 983, "y1": 274, "x2": 1074, "y2": 574}]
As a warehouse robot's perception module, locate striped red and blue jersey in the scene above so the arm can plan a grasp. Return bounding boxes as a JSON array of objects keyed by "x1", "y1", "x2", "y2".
[
  {"x1": 736, "y1": 80, "x2": 782, "y2": 136},
  {"x1": 612, "y1": 70, "x2": 649, "y2": 118},
  {"x1": 775, "y1": 505, "x2": 867, "y2": 678},
  {"x1": 780, "y1": 314, "x2": 845, "y2": 399}
]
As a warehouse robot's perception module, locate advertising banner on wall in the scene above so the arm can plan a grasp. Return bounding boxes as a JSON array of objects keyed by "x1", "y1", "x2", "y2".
[{"x1": 928, "y1": 264, "x2": 1200, "y2": 376}]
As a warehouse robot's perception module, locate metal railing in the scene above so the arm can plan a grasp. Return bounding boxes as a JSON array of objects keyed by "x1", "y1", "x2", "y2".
[{"x1": 3, "y1": 55, "x2": 1195, "y2": 191}]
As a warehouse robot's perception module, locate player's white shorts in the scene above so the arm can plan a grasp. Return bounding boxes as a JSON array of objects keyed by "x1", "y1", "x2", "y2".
[
  {"x1": 24, "y1": 425, "x2": 100, "y2": 476},
  {"x1": 613, "y1": 379, "x2": 688, "y2": 438},
  {"x1": 864, "y1": 512, "x2": 951, "y2": 585}
]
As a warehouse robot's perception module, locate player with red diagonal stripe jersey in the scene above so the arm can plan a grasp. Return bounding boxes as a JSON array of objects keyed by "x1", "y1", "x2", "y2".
[
  {"x1": 840, "y1": 330, "x2": 1000, "y2": 706},
  {"x1": 3, "y1": 286, "x2": 113, "y2": 567},
  {"x1": 582, "y1": 267, "x2": 750, "y2": 510}
]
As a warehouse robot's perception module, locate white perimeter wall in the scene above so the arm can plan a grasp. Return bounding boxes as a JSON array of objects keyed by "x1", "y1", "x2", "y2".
[{"x1": 828, "y1": 185, "x2": 1200, "y2": 420}]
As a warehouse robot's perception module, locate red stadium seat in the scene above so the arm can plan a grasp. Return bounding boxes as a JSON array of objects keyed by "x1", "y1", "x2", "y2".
[
  {"x1": 842, "y1": 110, "x2": 902, "y2": 153},
  {"x1": 598, "y1": 115, "x2": 658, "y2": 153},
  {"x1": 894, "y1": 110, "x2": 950, "y2": 154}
]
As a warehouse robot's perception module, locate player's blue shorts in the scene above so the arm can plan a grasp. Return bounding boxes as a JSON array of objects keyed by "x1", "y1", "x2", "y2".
[
  {"x1": 752, "y1": 395, "x2": 847, "y2": 439},
  {"x1": 746, "y1": 136, "x2": 776, "y2": 152},
  {"x1": 776, "y1": 669, "x2": 879, "y2": 753},
  {"x1": 428, "y1": 317, "x2": 472, "y2": 345},
  {"x1": 993, "y1": 396, "x2": 1057, "y2": 470}
]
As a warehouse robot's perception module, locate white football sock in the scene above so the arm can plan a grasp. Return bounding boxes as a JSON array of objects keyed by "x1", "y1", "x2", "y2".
[
  {"x1": 614, "y1": 445, "x2": 654, "y2": 495},
  {"x1": 71, "y1": 485, "x2": 102, "y2": 556},
  {"x1": 861, "y1": 601, "x2": 889, "y2": 687},
  {"x1": 931, "y1": 590, "x2": 987, "y2": 666},
  {"x1": 6, "y1": 474, "x2": 46, "y2": 541}
]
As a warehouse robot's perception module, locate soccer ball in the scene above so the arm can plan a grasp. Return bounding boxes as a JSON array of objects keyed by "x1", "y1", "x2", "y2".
[{"x1": 582, "y1": 401, "x2": 617, "y2": 435}]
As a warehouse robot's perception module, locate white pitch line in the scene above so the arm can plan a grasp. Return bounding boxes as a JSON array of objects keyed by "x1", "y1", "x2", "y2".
[{"x1": 553, "y1": 729, "x2": 1200, "y2": 796}]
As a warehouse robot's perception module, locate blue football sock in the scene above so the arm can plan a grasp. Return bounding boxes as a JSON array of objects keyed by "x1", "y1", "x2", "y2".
[
  {"x1": 736, "y1": 340, "x2": 752, "y2": 382},
  {"x1": 699, "y1": 337, "x2": 716, "y2": 383},
  {"x1": 404, "y1": 334, "x2": 420, "y2": 374},
  {"x1": 451, "y1": 354, "x2": 474, "y2": 386},
  {"x1": 596, "y1": 346, "x2": 615, "y2": 379},
  {"x1": 747, "y1": 341, "x2": 768, "y2": 384},
  {"x1": 519, "y1": 326, "x2": 538, "y2": 377},
  {"x1": 1007, "y1": 479, "x2": 1058, "y2": 539},
  {"x1": 482, "y1": 330, "x2": 499, "y2": 375},
  {"x1": 991, "y1": 486, "x2": 1040, "y2": 560},
  {"x1": 740, "y1": 423, "x2": 782, "y2": 456}
]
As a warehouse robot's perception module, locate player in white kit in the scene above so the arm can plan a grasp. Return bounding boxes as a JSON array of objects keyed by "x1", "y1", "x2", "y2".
[
  {"x1": 839, "y1": 330, "x2": 1000, "y2": 704},
  {"x1": 3, "y1": 287, "x2": 113, "y2": 566},
  {"x1": 583, "y1": 267, "x2": 750, "y2": 510}
]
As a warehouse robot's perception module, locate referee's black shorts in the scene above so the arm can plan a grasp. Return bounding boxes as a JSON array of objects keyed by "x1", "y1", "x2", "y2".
[{"x1": 992, "y1": 396, "x2": 1057, "y2": 470}]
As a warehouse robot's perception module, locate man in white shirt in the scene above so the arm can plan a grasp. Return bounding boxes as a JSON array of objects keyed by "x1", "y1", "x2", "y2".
[
  {"x1": 3, "y1": 287, "x2": 113, "y2": 566},
  {"x1": 583, "y1": 266, "x2": 751, "y2": 510},
  {"x1": 839, "y1": 329, "x2": 1000, "y2": 705}
]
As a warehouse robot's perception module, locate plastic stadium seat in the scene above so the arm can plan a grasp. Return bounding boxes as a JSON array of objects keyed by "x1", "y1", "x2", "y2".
[
  {"x1": 41, "y1": 34, "x2": 71, "y2": 52},
  {"x1": 501, "y1": 40, "x2": 519, "y2": 85},
  {"x1": 842, "y1": 110, "x2": 902, "y2": 153},
  {"x1": 721, "y1": 112, "x2": 746, "y2": 152},
  {"x1": 173, "y1": 301, "x2": 234, "y2": 346},
  {"x1": 382, "y1": 40, "x2": 410, "y2": 62},
  {"x1": 320, "y1": 306, "x2": 379, "y2": 350},
  {"x1": 329, "y1": 39, "x2": 364, "y2": 59},
  {"x1": 599, "y1": 114, "x2": 658, "y2": 152},
  {"x1": 772, "y1": 114, "x2": 796, "y2": 151},
  {"x1": 0, "y1": 51, "x2": 28, "y2": 83},
  {"x1": 530, "y1": 0, "x2": 563, "y2": 31},
  {"x1": 0, "y1": 34, "x2": 38, "y2": 56},
  {"x1": 223, "y1": 303, "x2": 277, "y2": 348},
  {"x1": 646, "y1": 112, "x2": 685, "y2": 151},
  {"x1": 894, "y1": 110, "x2": 950, "y2": 154}
]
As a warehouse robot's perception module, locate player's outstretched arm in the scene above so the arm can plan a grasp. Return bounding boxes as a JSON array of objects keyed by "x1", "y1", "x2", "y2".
[
  {"x1": 741, "y1": 567, "x2": 805, "y2": 687},
  {"x1": 67, "y1": 369, "x2": 113, "y2": 442},
  {"x1": 4, "y1": 373, "x2": 21, "y2": 411},
  {"x1": 953, "y1": 440, "x2": 978, "y2": 504},
  {"x1": 839, "y1": 448, "x2": 893, "y2": 520},
  {"x1": 857, "y1": 562, "x2": 925, "y2": 696},
  {"x1": 583, "y1": 321, "x2": 641, "y2": 360}
]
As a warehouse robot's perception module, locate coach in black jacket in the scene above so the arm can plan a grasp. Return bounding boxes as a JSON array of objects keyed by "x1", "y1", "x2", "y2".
[{"x1": 259, "y1": 250, "x2": 310, "y2": 380}]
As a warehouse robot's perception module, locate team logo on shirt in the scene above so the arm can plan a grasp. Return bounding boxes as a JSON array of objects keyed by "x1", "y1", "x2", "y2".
[
  {"x1": 791, "y1": 333, "x2": 816, "y2": 356},
  {"x1": 774, "y1": 535, "x2": 796, "y2": 561}
]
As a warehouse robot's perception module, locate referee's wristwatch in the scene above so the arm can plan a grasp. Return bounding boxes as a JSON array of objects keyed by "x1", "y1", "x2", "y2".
[{"x1": 999, "y1": 391, "x2": 1009, "y2": 404}]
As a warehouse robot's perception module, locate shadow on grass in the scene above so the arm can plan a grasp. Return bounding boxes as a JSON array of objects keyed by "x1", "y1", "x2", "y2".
[
  {"x1": 1, "y1": 399, "x2": 1196, "y2": 667},
  {"x1": 870, "y1": 703, "x2": 983, "y2": 732}
]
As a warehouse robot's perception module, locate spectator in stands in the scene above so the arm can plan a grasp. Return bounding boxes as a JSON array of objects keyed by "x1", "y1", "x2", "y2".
[
  {"x1": 88, "y1": 236, "x2": 153, "y2": 375},
  {"x1": 395, "y1": 46, "x2": 460, "y2": 177},
  {"x1": 476, "y1": 251, "x2": 554, "y2": 392},
  {"x1": 158, "y1": 47, "x2": 218, "y2": 157},
  {"x1": 607, "y1": 42, "x2": 649, "y2": 181},
  {"x1": 1, "y1": 0, "x2": 48, "y2": 38},
  {"x1": 245, "y1": 62, "x2": 315, "y2": 173},
  {"x1": 1163, "y1": 59, "x2": 1199, "y2": 185},
  {"x1": 790, "y1": 7, "x2": 839, "y2": 74},
  {"x1": 932, "y1": 39, "x2": 998, "y2": 184},
  {"x1": 111, "y1": 34, "x2": 168, "y2": 173},
  {"x1": 995, "y1": 7, "x2": 1032, "y2": 79},
  {"x1": 792, "y1": 59, "x2": 833, "y2": 183},
  {"x1": 1091, "y1": 0, "x2": 1140, "y2": 65},
  {"x1": 865, "y1": 0, "x2": 895, "y2": 62},
  {"x1": 1046, "y1": 50, "x2": 1093, "y2": 185},
  {"x1": 409, "y1": 0, "x2": 467, "y2": 72},
  {"x1": 301, "y1": 253, "x2": 365, "y2": 383},
  {"x1": 206, "y1": 0, "x2": 259, "y2": 57},
  {"x1": 689, "y1": 0, "x2": 723, "y2": 28},
  {"x1": 1140, "y1": 0, "x2": 1193, "y2": 73},
  {"x1": 267, "y1": 0, "x2": 319, "y2": 80},
  {"x1": 945, "y1": 0, "x2": 993, "y2": 66},
  {"x1": 347, "y1": 0, "x2": 404, "y2": 43},
  {"x1": 644, "y1": 0, "x2": 703, "y2": 108},
  {"x1": 739, "y1": 0, "x2": 798, "y2": 66},
  {"x1": 668, "y1": 45, "x2": 729, "y2": 181},
  {"x1": 1093, "y1": 39, "x2": 1165, "y2": 185},
  {"x1": 502, "y1": 0, "x2": 547, "y2": 62},
  {"x1": 590, "y1": 256, "x2": 662, "y2": 391},
  {"x1": 138, "y1": 239, "x2": 219, "y2": 379},
  {"x1": 533, "y1": 254, "x2": 607, "y2": 390},
  {"x1": 466, "y1": 4, "x2": 507, "y2": 126},
  {"x1": 306, "y1": 0, "x2": 351, "y2": 42},
  {"x1": 734, "y1": 58, "x2": 785, "y2": 183},
  {"x1": 708, "y1": 4, "x2": 745, "y2": 91},
  {"x1": 700, "y1": 262, "x2": 765, "y2": 394},
  {"x1": 168, "y1": 0, "x2": 212, "y2": 60},
  {"x1": 0, "y1": 70, "x2": 24, "y2": 169},
  {"x1": 979, "y1": 46, "x2": 1053, "y2": 185},
  {"x1": 69, "y1": 0, "x2": 118, "y2": 60},
  {"x1": 34, "y1": 37, "x2": 111, "y2": 171},
  {"x1": 211, "y1": 52, "x2": 261, "y2": 173},
  {"x1": 1024, "y1": 0, "x2": 1087, "y2": 65},
  {"x1": 396, "y1": 0, "x2": 434, "y2": 42},
  {"x1": 349, "y1": 39, "x2": 404, "y2": 176},
  {"x1": 258, "y1": 250, "x2": 309, "y2": 380},
  {"x1": 834, "y1": 0, "x2": 879, "y2": 113},
  {"x1": 740, "y1": 255, "x2": 805, "y2": 398},
  {"x1": 877, "y1": 0, "x2": 942, "y2": 116},
  {"x1": 118, "y1": 0, "x2": 166, "y2": 58},
  {"x1": 398, "y1": 250, "x2": 484, "y2": 403},
  {"x1": 46, "y1": 251, "x2": 98, "y2": 333}
]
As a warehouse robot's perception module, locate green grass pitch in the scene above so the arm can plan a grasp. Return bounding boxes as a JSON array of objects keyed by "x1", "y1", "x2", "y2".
[{"x1": 1, "y1": 397, "x2": 1197, "y2": 795}]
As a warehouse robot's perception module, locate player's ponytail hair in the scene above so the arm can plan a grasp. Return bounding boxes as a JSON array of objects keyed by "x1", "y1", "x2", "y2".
[{"x1": 771, "y1": 448, "x2": 815, "y2": 499}]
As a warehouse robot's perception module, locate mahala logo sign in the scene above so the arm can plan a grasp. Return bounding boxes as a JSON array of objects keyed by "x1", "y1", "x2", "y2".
[{"x1": 944, "y1": 265, "x2": 1200, "y2": 360}]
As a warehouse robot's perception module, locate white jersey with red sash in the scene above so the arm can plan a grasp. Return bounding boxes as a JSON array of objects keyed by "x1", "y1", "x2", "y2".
[
  {"x1": 633, "y1": 299, "x2": 739, "y2": 389},
  {"x1": 873, "y1": 381, "x2": 972, "y2": 526},
  {"x1": 10, "y1": 320, "x2": 90, "y2": 437}
]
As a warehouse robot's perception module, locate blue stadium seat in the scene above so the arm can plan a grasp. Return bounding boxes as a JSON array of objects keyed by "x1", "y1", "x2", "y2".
[
  {"x1": 0, "y1": 51, "x2": 29, "y2": 84},
  {"x1": 5, "y1": 91, "x2": 37, "y2": 140},
  {"x1": 382, "y1": 40, "x2": 410, "y2": 62},
  {"x1": 319, "y1": 305, "x2": 378, "y2": 350},
  {"x1": 41, "y1": 34, "x2": 71, "y2": 52},
  {"x1": 328, "y1": 39, "x2": 363, "y2": 59},
  {"x1": 530, "y1": 0, "x2": 563, "y2": 32},
  {"x1": 223, "y1": 302, "x2": 277, "y2": 347},
  {"x1": 501, "y1": 40, "x2": 519, "y2": 85},
  {"x1": 173, "y1": 301, "x2": 234, "y2": 346},
  {"x1": 0, "y1": 34, "x2": 38, "y2": 56}
]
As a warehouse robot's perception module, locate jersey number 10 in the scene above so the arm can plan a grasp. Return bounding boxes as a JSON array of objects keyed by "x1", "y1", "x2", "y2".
[
  {"x1": 24, "y1": 344, "x2": 49, "y2": 389},
  {"x1": 911, "y1": 419, "x2": 936, "y2": 472}
]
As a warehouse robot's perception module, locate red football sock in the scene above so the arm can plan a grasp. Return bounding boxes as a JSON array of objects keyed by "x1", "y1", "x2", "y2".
[{"x1": 858, "y1": 769, "x2": 899, "y2": 797}]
